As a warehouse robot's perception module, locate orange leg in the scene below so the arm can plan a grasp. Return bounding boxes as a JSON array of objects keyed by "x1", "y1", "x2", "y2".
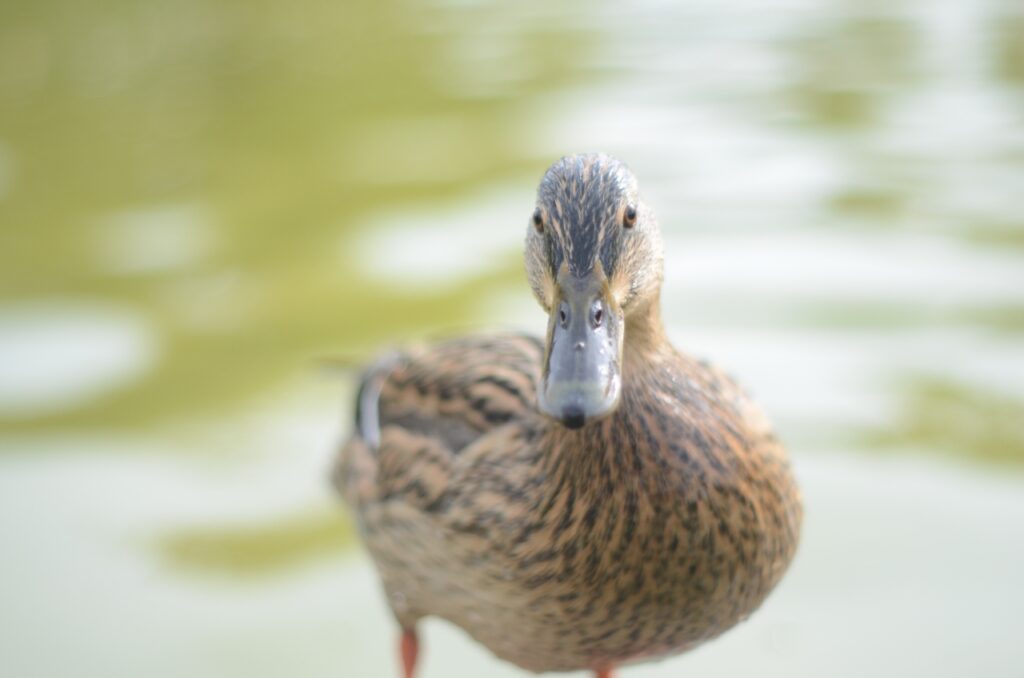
[
  {"x1": 400, "y1": 628, "x2": 419, "y2": 678},
  {"x1": 595, "y1": 669, "x2": 617, "y2": 678}
]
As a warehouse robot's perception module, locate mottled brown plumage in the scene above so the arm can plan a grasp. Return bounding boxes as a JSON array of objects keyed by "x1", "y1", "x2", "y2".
[{"x1": 334, "y1": 154, "x2": 802, "y2": 676}]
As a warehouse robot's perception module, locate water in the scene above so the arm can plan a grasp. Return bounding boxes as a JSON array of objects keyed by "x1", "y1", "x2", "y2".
[{"x1": 1, "y1": 0, "x2": 1023, "y2": 676}]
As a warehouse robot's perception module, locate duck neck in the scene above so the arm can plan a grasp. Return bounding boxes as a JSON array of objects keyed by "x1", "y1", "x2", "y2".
[{"x1": 622, "y1": 290, "x2": 671, "y2": 374}]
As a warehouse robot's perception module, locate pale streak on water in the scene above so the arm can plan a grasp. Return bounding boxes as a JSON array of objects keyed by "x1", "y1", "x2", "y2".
[{"x1": 1, "y1": 0, "x2": 1024, "y2": 676}]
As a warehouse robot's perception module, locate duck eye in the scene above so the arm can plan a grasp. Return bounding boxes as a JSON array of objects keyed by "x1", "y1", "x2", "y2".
[
  {"x1": 532, "y1": 208, "x2": 544, "y2": 233},
  {"x1": 623, "y1": 204, "x2": 637, "y2": 228}
]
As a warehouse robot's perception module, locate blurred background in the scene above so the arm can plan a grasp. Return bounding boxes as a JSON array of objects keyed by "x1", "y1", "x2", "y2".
[{"x1": 1, "y1": 0, "x2": 1023, "y2": 676}]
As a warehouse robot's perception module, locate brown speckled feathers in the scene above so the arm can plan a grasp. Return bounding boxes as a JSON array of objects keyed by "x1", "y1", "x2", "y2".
[{"x1": 335, "y1": 335, "x2": 801, "y2": 672}]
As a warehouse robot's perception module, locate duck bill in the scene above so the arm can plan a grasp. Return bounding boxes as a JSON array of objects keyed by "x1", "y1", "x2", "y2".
[{"x1": 538, "y1": 273, "x2": 623, "y2": 429}]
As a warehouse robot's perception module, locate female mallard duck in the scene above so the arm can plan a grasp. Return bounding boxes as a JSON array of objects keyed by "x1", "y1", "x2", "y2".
[{"x1": 335, "y1": 153, "x2": 802, "y2": 677}]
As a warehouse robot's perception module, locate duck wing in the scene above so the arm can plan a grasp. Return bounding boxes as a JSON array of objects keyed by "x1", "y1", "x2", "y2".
[{"x1": 333, "y1": 333, "x2": 542, "y2": 511}]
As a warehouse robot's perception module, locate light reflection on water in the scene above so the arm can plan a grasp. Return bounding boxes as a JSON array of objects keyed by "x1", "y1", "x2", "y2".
[{"x1": 0, "y1": 0, "x2": 1022, "y2": 676}]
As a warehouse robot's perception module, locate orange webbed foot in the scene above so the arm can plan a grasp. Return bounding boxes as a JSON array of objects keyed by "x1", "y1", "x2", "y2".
[{"x1": 400, "y1": 628, "x2": 419, "y2": 678}]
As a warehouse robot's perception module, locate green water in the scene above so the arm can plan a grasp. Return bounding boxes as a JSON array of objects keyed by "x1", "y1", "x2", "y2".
[
  {"x1": 1, "y1": 0, "x2": 1022, "y2": 445},
  {"x1": 0, "y1": 0, "x2": 592, "y2": 431}
]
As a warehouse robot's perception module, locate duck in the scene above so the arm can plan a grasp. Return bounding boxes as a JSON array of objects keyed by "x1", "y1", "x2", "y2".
[{"x1": 334, "y1": 153, "x2": 802, "y2": 678}]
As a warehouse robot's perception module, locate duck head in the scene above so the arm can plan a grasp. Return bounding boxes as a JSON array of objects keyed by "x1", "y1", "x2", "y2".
[{"x1": 525, "y1": 153, "x2": 664, "y2": 429}]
